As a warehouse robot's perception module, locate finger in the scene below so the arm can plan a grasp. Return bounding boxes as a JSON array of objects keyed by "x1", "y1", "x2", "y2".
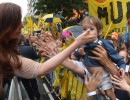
[
  {"x1": 88, "y1": 34, "x2": 97, "y2": 39},
  {"x1": 88, "y1": 56, "x2": 100, "y2": 61},
  {"x1": 83, "y1": 29, "x2": 91, "y2": 35},
  {"x1": 113, "y1": 75, "x2": 122, "y2": 80},
  {"x1": 44, "y1": 54, "x2": 51, "y2": 58},
  {"x1": 95, "y1": 71, "x2": 103, "y2": 81},
  {"x1": 87, "y1": 37, "x2": 97, "y2": 43},
  {"x1": 91, "y1": 71, "x2": 103, "y2": 85},
  {"x1": 91, "y1": 70, "x2": 98, "y2": 78},
  {"x1": 93, "y1": 47, "x2": 102, "y2": 53},
  {"x1": 96, "y1": 75, "x2": 103, "y2": 84},
  {"x1": 111, "y1": 80, "x2": 120, "y2": 86},
  {"x1": 96, "y1": 45, "x2": 105, "y2": 51},
  {"x1": 110, "y1": 74, "x2": 113, "y2": 78},
  {"x1": 94, "y1": 47, "x2": 107, "y2": 57},
  {"x1": 91, "y1": 70, "x2": 102, "y2": 81},
  {"x1": 40, "y1": 52, "x2": 47, "y2": 56},
  {"x1": 97, "y1": 79, "x2": 102, "y2": 86},
  {"x1": 83, "y1": 30, "x2": 96, "y2": 39},
  {"x1": 94, "y1": 70, "x2": 102, "y2": 77},
  {"x1": 98, "y1": 72, "x2": 103, "y2": 78},
  {"x1": 115, "y1": 86, "x2": 121, "y2": 90},
  {"x1": 90, "y1": 50, "x2": 101, "y2": 57},
  {"x1": 44, "y1": 47, "x2": 52, "y2": 53},
  {"x1": 111, "y1": 76, "x2": 120, "y2": 83}
]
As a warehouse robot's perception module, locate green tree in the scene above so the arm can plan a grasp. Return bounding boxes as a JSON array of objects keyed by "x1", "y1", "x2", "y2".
[{"x1": 34, "y1": 0, "x2": 88, "y2": 19}]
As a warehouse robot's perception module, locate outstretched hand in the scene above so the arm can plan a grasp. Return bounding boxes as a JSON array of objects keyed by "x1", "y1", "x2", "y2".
[
  {"x1": 75, "y1": 30, "x2": 97, "y2": 46},
  {"x1": 42, "y1": 46, "x2": 57, "y2": 58},
  {"x1": 84, "y1": 70, "x2": 103, "y2": 92},
  {"x1": 111, "y1": 75, "x2": 130, "y2": 93}
]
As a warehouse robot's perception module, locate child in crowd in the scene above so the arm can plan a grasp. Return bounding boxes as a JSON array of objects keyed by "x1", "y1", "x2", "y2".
[{"x1": 82, "y1": 16, "x2": 126, "y2": 100}]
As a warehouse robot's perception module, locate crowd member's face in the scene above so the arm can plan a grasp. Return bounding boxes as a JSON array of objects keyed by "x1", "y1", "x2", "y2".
[
  {"x1": 119, "y1": 50, "x2": 128, "y2": 63},
  {"x1": 10, "y1": 22, "x2": 23, "y2": 40},
  {"x1": 82, "y1": 21, "x2": 98, "y2": 40}
]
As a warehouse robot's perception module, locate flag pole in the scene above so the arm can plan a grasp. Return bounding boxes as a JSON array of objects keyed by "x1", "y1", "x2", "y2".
[{"x1": 104, "y1": 22, "x2": 112, "y2": 39}]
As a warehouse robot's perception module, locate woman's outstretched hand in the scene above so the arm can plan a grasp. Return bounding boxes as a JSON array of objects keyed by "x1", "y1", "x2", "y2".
[{"x1": 75, "y1": 30, "x2": 97, "y2": 46}]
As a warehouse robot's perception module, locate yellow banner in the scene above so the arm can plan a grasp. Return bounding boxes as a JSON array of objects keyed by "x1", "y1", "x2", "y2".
[{"x1": 88, "y1": 0, "x2": 130, "y2": 36}]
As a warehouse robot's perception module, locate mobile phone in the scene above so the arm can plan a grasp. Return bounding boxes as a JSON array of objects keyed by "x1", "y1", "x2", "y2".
[{"x1": 62, "y1": 31, "x2": 70, "y2": 37}]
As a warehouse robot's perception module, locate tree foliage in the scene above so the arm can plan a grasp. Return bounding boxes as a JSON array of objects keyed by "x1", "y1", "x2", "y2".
[{"x1": 34, "y1": 0, "x2": 88, "y2": 18}]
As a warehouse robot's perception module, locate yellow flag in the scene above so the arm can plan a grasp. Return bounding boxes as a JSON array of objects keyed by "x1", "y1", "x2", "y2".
[
  {"x1": 23, "y1": 25, "x2": 28, "y2": 35},
  {"x1": 67, "y1": 71, "x2": 87, "y2": 100},
  {"x1": 37, "y1": 12, "x2": 42, "y2": 29},
  {"x1": 34, "y1": 23, "x2": 38, "y2": 30},
  {"x1": 88, "y1": 0, "x2": 129, "y2": 36}
]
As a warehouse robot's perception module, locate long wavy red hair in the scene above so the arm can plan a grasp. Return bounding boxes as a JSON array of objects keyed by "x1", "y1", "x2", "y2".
[{"x1": 0, "y1": 3, "x2": 22, "y2": 98}]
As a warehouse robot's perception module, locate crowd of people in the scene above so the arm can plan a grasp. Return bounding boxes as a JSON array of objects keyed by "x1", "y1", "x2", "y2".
[{"x1": 0, "y1": 2, "x2": 130, "y2": 100}]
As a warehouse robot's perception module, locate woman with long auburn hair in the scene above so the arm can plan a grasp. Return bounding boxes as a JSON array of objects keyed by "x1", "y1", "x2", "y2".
[
  {"x1": 0, "y1": 3, "x2": 22, "y2": 98},
  {"x1": 0, "y1": 2, "x2": 97, "y2": 99}
]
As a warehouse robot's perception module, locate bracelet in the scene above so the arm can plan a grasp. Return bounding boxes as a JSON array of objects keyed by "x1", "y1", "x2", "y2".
[{"x1": 87, "y1": 91, "x2": 96, "y2": 96}]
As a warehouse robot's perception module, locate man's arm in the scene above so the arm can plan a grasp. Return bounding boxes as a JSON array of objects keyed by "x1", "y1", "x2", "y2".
[{"x1": 89, "y1": 45, "x2": 130, "y2": 85}]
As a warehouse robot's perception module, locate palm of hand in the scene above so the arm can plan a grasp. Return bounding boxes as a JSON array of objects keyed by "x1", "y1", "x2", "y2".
[{"x1": 117, "y1": 78, "x2": 130, "y2": 91}]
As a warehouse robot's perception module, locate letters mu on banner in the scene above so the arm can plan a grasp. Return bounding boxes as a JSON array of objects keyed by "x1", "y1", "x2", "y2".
[{"x1": 88, "y1": 0, "x2": 130, "y2": 36}]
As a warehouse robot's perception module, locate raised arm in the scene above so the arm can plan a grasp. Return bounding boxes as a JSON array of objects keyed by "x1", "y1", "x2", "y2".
[
  {"x1": 62, "y1": 58, "x2": 86, "y2": 77},
  {"x1": 14, "y1": 30, "x2": 96, "y2": 78},
  {"x1": 37, "y1": 31, "x2": 96, "y2": 75},
  {"x1": 89, "y1": 45, "x2": 119, "y2": 76}
]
